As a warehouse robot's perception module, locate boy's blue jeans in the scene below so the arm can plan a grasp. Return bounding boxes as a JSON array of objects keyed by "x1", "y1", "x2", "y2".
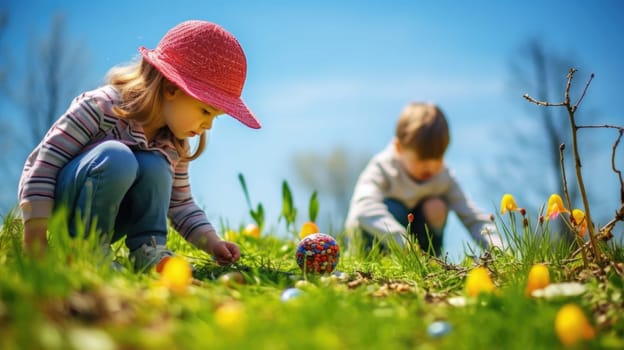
[
  {"x1": 362, "y1": 198, "x2": 445, "y2": 256},
  {"x1": 54, "y1": 140, "x2": 172, "y2": 252}
]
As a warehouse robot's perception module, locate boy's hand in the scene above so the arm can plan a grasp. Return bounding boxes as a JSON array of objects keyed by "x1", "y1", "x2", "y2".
[{"x1": 210, "y1": 241, "x2": 241, "y2": 266}]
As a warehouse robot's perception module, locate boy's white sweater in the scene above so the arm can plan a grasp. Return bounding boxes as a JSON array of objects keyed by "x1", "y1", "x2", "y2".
[{"x1": 345, "y1": 143, "x2": 502, "y2": 249}]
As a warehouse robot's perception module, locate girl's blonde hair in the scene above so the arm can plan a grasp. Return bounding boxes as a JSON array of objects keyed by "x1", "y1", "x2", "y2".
[
  {"x1": 106, "y1": 60, "x2": 206, "y2": 161},
  {"x1": 395, "y1": 102, "x2": 450, "y2": 159}
]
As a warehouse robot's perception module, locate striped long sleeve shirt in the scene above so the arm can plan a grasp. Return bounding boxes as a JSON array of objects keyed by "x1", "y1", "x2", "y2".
[{"x1": 18, "y1": 85, "x2": 216, "y2": 240}]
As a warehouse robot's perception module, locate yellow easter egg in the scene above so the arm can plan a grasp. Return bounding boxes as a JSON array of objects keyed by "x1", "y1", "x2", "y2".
[
  {"x1": 215, "y1": 302, "x2": 246, "y2": 330},
  {"x1": 159, "y1": 256, "x2": 192, "y2": 294},
  {"x1": 299, "y1": 221, "x2": 320, "y2": 239},
  {"x1": 555, "y1": 303, "x2": 595, "y2": 346},
  {"x1": 525, "y1": 263, "x2": 550, "y2": 297},
  {"x1": 243, "y1": 223, "x2": 261, "y2": 238},
  {"x1": 219, "y1": 271, "x2": 245, "y2": 287},
  {"x1": 465, "y1": 266, "x2": 496, "y2": 297}
]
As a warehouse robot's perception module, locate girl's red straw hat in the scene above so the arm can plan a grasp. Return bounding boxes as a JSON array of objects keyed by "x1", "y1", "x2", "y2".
[{"x1": 139, "y1": 20, "x2": 260, "y2": 129}]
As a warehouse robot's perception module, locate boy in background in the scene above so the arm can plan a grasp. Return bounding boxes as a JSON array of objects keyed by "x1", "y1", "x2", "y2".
[{"x1": 345, "y1": 102, "x2": 502, "y2": 256}]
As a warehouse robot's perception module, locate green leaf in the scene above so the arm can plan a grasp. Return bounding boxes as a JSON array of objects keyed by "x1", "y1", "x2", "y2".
[
  {"x1": 238, "y1": 173, "x2": 253, "y2": 209},
  {"x1": 281, "y1": 180, "x2": 297, "y2": 226},
  {"x1": 308, "y1": 191, "x2": 319, "y2": 222},
  {"x1": 254, "y1": 203, "x2": 265, "y2": 231}
]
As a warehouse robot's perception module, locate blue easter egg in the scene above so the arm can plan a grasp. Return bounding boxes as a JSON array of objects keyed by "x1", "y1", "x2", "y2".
[
  {"x1": 427, "y1": 321, "x2": 453, "y2": 338},
  {"x1": 280, "y1": 287, "x2": 303, "y2": 301}
]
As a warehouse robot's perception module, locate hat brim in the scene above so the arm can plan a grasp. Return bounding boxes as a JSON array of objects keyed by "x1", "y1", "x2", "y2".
[{"x1": 139, "y1": 47, "x2": 261, "y2": 129}]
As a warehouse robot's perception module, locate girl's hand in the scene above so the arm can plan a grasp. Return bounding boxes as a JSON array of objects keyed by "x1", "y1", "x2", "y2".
[
  {"x1": 23, "y1": 218, "x2": 49, "y2": 257},
  {"x1": 210, "y1": 240, "x2": 241, "y2": 265}
]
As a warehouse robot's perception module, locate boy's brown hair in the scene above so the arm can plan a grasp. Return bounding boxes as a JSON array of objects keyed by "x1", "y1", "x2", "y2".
[{"x1": 395, "y1": 102, "x2": 450, "y2": 159}]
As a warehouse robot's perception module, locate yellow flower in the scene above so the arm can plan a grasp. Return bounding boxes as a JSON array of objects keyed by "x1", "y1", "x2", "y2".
[
  {"x1": 546, "y1": 194, "x2": 569, "y2": 220},
  {"x1": 299, "y1": 221, "x2": 320, "y2": 239},
  {"x1": 500, "y1": 193, "x2": 519, "y2": 214},
  {"x1": 571, "y1": 209, "x2": 587, "y2": 237},
  {"x1": 555, "y1": 303, "x2": 596, "y2": 346},
  {"x1": 465, "y1": 266, "x2": 496, "y2": 297},
  {"x1": 525, "y1": 263, "x2": 550, "y2": 297},
  {"x1": 223, "y1": 229, "x2": 238, "y2": 241},
  {"x1": 158, "y1": 256, "x2": 193, "y2": 294}
]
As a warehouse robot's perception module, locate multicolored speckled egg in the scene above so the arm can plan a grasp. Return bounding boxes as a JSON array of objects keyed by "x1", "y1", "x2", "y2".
[{"x1": 296, "y1": 233, "x2": 340, "y2": 274}]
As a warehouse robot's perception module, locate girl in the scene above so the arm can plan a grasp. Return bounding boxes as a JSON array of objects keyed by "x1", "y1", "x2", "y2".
[{"x1": 18, "y1": 20, "x2": 260, "y2": 271}]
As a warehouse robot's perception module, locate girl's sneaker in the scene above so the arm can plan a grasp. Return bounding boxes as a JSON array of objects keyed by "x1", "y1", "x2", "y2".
[{"x1": 130, "y1": 243, "x2": 174, "y2": 272}]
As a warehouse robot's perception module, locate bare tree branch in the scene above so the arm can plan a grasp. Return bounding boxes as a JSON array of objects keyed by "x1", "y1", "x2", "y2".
[
  {"x1": 493, "y1": 38, "x2": 590, "y2": 241},
  {"x1": 572, "y1": 73, "x2": 594, "y2": 113},
  {"x1": 526, "y1": 69, "x2": 624, "y2": 265}
]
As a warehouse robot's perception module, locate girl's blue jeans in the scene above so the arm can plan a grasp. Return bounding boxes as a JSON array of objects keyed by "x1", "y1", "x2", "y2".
[{"x1": 54, "y1": 140, "x2": 172, "y2": 252}]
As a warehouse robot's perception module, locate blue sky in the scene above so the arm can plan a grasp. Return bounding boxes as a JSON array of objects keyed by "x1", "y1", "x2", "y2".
[{"x1": 4, "y1": 1, "x2": 623, "y2": 259}]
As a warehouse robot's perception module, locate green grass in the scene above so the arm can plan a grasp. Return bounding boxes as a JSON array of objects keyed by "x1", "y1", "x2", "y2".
[{"x1": 1, "y1": 209, "x2": 623, "y2": 350}]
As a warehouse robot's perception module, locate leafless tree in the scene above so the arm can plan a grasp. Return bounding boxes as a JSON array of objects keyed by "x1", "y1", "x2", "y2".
[
  {"x1": 0, "y1": 12, "x2": 89, "y2": 214},
  {"x1": 0, "y1": 8, "x2": 9, "y2": 116},
  {"x1": 293, "y1": 147, "x2": 369, "y2": 230},
  {"x1": 482, "y1": 37, "x2": 609, "y2": 239},
  {"x1": 22, "y1": 13, "x2": 88, "y2": 146},
  {"x1": 512, "y1": 39, "x2": 583, "y2": 203},
  {"x1": 0, "y1": 9, "x2": 7, "y2": 93}
]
